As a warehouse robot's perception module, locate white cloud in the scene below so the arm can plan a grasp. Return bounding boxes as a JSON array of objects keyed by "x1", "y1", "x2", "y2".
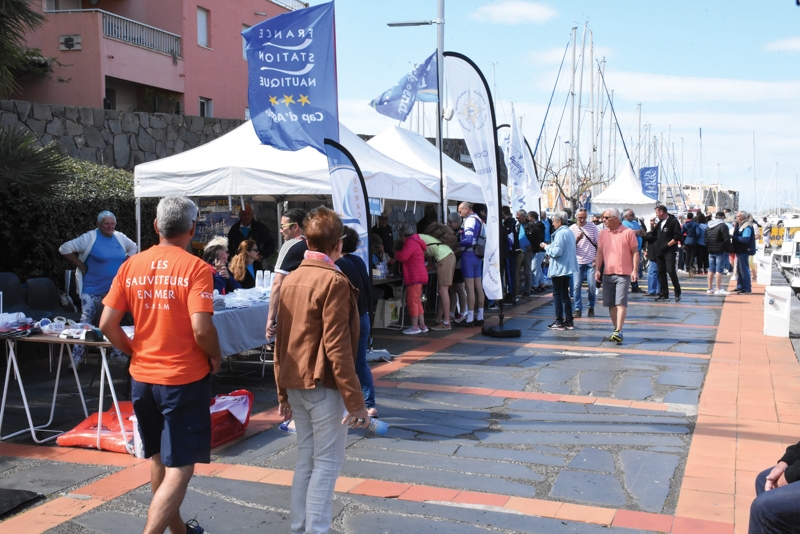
[
  {"x1": 764, "y1": 37, "x2": 800, "y2": 52},
  {"x1": 528, "y1": 45, "x2": 612, "y2": 66},
  {"x1": 602, "y1": 71, "x2": 800, "y2": 103},
  {"x1": 470, "y1": 1, "x2": 557, "y2": 25}
]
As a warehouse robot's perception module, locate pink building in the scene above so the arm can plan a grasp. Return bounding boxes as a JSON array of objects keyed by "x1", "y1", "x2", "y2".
[{"x1": 17, "y1": 0, "x2": 306, "y2": 119}]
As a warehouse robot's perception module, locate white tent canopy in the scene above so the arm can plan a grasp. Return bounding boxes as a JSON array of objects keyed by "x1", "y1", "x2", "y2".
[
  {"x1": 367, "y1": 126, "x2": 509, "y2": 205},
  {"x1": 134, "y1": 121, "x2": 440, "y2": 203},
  {"x1": 591, "y1": 163, "x2": 658, "y2": 216}
]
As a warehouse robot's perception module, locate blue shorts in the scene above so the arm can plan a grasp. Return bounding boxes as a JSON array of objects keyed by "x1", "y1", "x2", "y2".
[
  {"x1": 709, "y1": 252, "x2": 727, "y2": 274},
  {"x1": 132, "y1": 375, "x2": 212, "y2": 467},
  {"x1": 461, "y1": 250, "x2": 482, "y2": 279}
]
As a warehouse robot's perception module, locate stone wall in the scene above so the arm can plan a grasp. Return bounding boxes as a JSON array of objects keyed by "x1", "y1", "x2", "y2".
[{"x1": 0, "y1": 100, "x2": 245, "y2": 170}]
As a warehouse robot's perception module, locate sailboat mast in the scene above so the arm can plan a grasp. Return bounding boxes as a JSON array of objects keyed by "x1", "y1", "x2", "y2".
[
  {"x1": 576, "y1": 23, "x2": 587, "y2": 196},
  {"x1": 752, "y1": 132, "x2": 756, "y2": 214},
  {"x1": 589, "y1": 30, "x2": 594, "y2": 183},
  {"x1": 569, "y1": 27, "x2": 577, "y2": 200}
]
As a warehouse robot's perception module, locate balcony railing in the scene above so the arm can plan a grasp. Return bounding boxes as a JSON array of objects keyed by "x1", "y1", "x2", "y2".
[{"x1": 102, "y1": 11, "x2": 181, "y2": 58}]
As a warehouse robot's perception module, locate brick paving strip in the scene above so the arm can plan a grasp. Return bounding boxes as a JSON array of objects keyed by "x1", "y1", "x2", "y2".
[{"x1": 0, "y1": 287, "x2": 782, "y2": 533}]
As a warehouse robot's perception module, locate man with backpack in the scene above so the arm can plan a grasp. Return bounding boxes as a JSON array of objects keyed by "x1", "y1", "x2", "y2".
[
  {"x1": 681, "y1": 212, "x2": 699, "y2": 275},
  {"x1": 570, "y1": 208, "x2": 599, "y2": 317},
  {"x1": 456, "y1": 202, "x2": 485, "y2": 327},
  {"x1": 705, "y1": 211, "x2": 732, "y2": 295}
]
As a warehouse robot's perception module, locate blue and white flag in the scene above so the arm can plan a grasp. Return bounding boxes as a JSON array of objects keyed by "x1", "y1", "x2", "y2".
[
  {"x1": 326, "y1": 140, "x2": 370, "y2": 269},
  {"x1": 242, "y1": 2, "x2": 338, "y2": 154},
  {"x1": 369, "y1": 51, "x2": 438, "y2": 121},
  {"x1": 502, "y1": 106, "x2": 541, "y2": 214},
  {"x1": 639, "y1": 166, "x2": 659, "y2": 200},
  {"x1": 445, "y1": 52, "x2": 502, "y2": 301}
]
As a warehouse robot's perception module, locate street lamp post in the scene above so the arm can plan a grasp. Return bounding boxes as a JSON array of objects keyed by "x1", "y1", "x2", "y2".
[{"x1": 388, "y1": 0, "x2": 445, "y2": 222}]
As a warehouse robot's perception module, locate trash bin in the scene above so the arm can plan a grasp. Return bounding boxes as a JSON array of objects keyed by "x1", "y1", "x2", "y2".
[
  {"x1": 764, "y1": 285, "x2": 791, "y2": 337},
  {"x1": 756, "y1": 253, "x2": 773, "y2": 286}
]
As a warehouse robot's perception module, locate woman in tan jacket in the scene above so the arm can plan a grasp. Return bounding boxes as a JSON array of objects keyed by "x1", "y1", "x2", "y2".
[{"x1": 273, "y1": 206, "x2": 370, "y2": 533}]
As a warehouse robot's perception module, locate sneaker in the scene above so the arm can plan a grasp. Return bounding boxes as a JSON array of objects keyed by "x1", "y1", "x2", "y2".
[
  {"x1": 740, "y1": 290, "x2": 752, "y2": 295},
  {"x1": 563, "y1": 321, "x2": 575, "y2": 330},
  {"x1": 654, "y1": 296, "x2": 668, "y2": 301},
  {"x1": 278, "y1": 420, "x2": 296, "y2": 433},
  {"x1": 587, "y1": 308, "x2": 595, "y2": 317},
  {"x1": 419, "y1": 326, "x2": 429, "y2": 333},
  {"x1": 548, "y1": 321, "x2": 565, "y2": 331},
  {"x1": 473, "y1": 319, "x2": 485, "y2": 327},
  {"x1": 609, "y1": 330, "x2": 623, "y2": 343},
  {"x1": 430, "y1": 322, "x2": 452, "y2": 330},
  {"x1": 715, "y1": 289, "x2": 730, "y2": 296},
  {"x1": 185, "y1": 518, "x2": 205, "y2": 534},
  {"x1": 455, "y1": 321, "x2": 474, "y2": 328},
  {"x1": 487, "y1": 303, "x2": 499, "y2": 310},
  {"x1": 706, "y1": 289, "x2": 715, "y2": 295},
  {"x1": 731, "y1": 275, "x2": 738, "y2": 281},
  {"x1": 573, "y1": 310, "x2": 582, "y2": 318},
  {"x1": 453, "y1": 313, "x2": 468, "y2": 324},
  {"x1": 675, "y1": 295, "x2": 681, "y2": 302},
  {"x1": 402, "y1": 327, "x2": 422, "y2": 335}
]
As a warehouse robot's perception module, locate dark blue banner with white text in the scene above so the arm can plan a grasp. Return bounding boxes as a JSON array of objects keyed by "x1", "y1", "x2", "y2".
[
  {"x1": 242, "y1": 2, "x2": 338, "y2": 153},
  {"x1": 639, "y1": 166, "x2": 659, "y2": 200}
]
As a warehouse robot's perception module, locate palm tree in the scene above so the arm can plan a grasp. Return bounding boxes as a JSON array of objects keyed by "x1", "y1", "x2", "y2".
[
  {"x1": 0, "y1": 0, "x2": 45, "y2": 99},
  {"x1": 0, "y1": 127, "x2": 71, "y2": 194}
]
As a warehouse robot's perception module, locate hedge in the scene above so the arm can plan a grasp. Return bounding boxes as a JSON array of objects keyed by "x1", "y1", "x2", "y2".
[{"x1": 0, "y1": 158, "x2": 159, "y2": 287}]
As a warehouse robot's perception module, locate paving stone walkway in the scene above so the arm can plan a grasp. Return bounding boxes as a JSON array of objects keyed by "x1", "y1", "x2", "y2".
[{"x1": 0, "y1": 271, "x2": 793, "y2": 533}]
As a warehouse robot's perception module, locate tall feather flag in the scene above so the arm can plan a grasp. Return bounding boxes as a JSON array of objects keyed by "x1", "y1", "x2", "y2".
[
  {"x1": 444, "y1": 52, "x2": 503, "y2": 301},
  {"x1": 502, "y1": 106, "x2": 542, "y2": 214},
  {"x1": 242, "y1": 2, "x2": 338, "y2": 154},
  {"x1": 326, "y1": 139, "x2": 370, "y2": 270},
  {"x1": 369, "y1": 51, "x2": 438, "y2": 121}
]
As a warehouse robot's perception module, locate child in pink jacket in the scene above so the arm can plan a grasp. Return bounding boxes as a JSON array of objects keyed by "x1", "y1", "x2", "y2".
[{"x1": 395, "y1": 225, "x2": 429, "y2": 335}]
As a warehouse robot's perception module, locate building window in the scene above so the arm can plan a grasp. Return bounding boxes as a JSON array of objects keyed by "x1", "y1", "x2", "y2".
[
  {"x1": 197, "y1": 7, "x2": 210, "y2": 47},
  {"x1": 242, "y1": 25, "x2": 250, "y2": 60},
  {"x1": 46, "y1": 0, "x2": 81, "y2": 10},
  {"x1": 199, "y1": 97, "x2": 212, "y2": 118}
]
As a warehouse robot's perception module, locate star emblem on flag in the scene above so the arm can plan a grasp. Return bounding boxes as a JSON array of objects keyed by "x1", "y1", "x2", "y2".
[
  {"x1": 458, "y1": 94, "x2": 484, "y2": 127},
  {"x1": 281, "y1": 94, "x2": 295, "y2": 105},
  {"x1": 269, "y1": 96, "x2": 278, "y2": 106},
  {"x1": 298, "y1": 94, "x2": 310, "y2": 106}
]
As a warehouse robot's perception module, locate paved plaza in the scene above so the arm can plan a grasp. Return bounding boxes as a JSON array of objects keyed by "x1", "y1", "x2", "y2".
[{"x1": 0, "y1": 271, "x2": 797, "y2": 533}]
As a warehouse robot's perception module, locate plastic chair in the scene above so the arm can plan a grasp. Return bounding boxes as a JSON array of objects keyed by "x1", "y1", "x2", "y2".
[
  {"x1": 25, "y1": 277, "x2": 81, "y2": 322},
  {"x1": 0, "y1": 272, "x2": 29, "y2": 314}
]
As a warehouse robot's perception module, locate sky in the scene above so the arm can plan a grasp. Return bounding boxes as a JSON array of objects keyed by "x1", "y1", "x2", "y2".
[{"x1": 304, "y1": 0, "x2": 800, "y2": 213}]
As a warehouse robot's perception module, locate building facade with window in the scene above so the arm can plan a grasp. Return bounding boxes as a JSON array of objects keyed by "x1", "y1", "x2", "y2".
[{"x1": 17, "y1": 0, "x2": 306, "y2": 119}]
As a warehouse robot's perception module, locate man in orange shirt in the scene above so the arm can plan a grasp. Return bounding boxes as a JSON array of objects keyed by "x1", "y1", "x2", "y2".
[
  {"x1": 100, "y1": 196, "x2": 221, "y2": 534},
  {"x1": 594, "y1": 208, "x2": 639, "y2": 344}
]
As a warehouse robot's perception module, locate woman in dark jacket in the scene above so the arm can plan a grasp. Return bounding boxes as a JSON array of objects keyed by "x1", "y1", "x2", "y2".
[
  {"x1": 335, "y1": 226, "x2": 377, "y2": 417},
  {"x1": 229, "y1": 239, "x2": 263, "y2": 289}
]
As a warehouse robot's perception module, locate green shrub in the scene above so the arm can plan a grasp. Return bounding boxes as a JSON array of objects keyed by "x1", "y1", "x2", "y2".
[{"x1": 0, "y1": 158, "x2": 158, "y2": 287}]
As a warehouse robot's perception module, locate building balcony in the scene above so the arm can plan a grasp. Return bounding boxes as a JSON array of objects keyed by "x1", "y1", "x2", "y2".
[{"x1": 23, "y1": 9, "x2": 185, "y2": 108}]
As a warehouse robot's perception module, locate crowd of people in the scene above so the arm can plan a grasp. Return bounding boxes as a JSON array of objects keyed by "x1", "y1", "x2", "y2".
[{"x1": 51, "y1": 197, "x2": 767, "y2": 534}]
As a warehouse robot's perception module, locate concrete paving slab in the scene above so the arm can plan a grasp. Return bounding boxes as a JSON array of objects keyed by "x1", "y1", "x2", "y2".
[
  {"x1": 550, "y1": 470, "x2": 626, "y2": 506},
  {"x1": 568, "y1": 447, "x2": 616, "y2": 473},
  {"x1": 619, "y1": 449, "x2": 681, "y2": 513},
  {"x1": 453, "y1": 444, "x2": 566, "y2": 466},
  {"x1": 662, "y1": 389, "x2": 700, "y2": 405},
  {"x1": 0, "y1": 463, "x2": 108, "y2": 496},
  {"x1": 72, "y1": 510, "x2": 146, "y2": 534},
  {"x1": 476, "y1": 432, "x2": 686, "y2": 447},
  {"x1": 346, "y1": 494, "x2": 652, "y2": 534}
]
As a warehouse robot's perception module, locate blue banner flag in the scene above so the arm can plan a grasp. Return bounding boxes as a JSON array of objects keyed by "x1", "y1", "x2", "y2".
[
  {"x1": 326, "y1": 140, "x2": 370, "y2": 269},
  {"x1": 242, "y1": 2, "x2": 337, "y2": 154},
  {"x1": 369, "y1": 51, "x2": 438, "y2": 121},
  {"x1": 639, "y1": 166, "x2": 659, "y2": 200}
]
